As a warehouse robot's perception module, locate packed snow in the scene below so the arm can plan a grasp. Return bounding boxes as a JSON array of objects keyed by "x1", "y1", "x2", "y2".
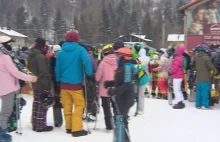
[{"x1": 1, "y1": 95, "x2": 220, "y2": 142}]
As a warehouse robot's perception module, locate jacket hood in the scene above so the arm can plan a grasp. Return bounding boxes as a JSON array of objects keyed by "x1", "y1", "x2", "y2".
[
  {"x1": 62, "y1": 42, "x2": 78, "y2": 52},
  {"x1": 176, "y1": 45, "x2": 185, "y2": 56},
  {"x1": 139, "y1": 49, "x2": 146, "y2": 57},
  {"x1": 28, "y1": 48, "x2": 43, "y2": 58},
  {"x1": 103, "y1": 54, "x2": 117, "y2": 65}
]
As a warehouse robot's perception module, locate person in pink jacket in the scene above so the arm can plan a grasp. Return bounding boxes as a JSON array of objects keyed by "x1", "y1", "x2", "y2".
[
  {"x1": 169, "y1": 45, "x2": 185, "y2": 109},
  {"x1": 0, "y1": 36, "x2": 37, "y2": 140},
  {"x1": 95, "y1": 45, "x2": 117, "y2": 132}
]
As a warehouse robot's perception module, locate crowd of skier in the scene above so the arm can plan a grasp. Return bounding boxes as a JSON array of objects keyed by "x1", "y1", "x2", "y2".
[{"x1": 0, "y1": 30, "x2": 220, "y2": 142}]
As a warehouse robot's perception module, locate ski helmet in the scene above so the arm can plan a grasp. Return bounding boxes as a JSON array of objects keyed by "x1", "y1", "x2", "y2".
[
  {"x1": 115, "y1": 48, "x2": 132, "y2": 60},
  {"x1": 102, "y1": 44, "x2": 113, "y2": 55},
  {"x1": 78, "y1": 41, "x2": 93, "y2": 51},
  {"x1": 52, "y1": 45, "x2": 61, "y2": 53},
  {"x1": 134, "y1": 43, "x2": 141, "y2": 52},
  {"x1": 196, "y1": 44, "x2": 210, "y2": 53}
]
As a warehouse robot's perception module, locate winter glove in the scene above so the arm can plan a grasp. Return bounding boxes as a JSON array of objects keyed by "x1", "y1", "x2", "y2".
[
  {"x1": 54, "y1": 96, "x2": 63, "y2": 109},
  {"x1": 104, "y1": 81, "x2": 115, "y2": 88},
  {"x1": 107, "y1": 88, "x2": 116, "y2": 97}
]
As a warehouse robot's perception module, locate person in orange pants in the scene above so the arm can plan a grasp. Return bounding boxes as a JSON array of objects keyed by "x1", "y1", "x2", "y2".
[
  {"x1": 154, "y1": 53, "x2": 170, "y2": 99},
  {"x1": 55, "y1": 31, "x2": 93, "y2": 137}
]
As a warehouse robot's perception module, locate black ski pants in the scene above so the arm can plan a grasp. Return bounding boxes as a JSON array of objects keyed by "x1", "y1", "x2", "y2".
[{"x1": 101, "y1": 97, "x2": 116, "y2": 130}]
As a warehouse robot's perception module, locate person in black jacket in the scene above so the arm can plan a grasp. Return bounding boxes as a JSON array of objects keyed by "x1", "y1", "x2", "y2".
[
  {"x1": 27, "y1": 38, "x2": 53, "y2": 132},
  {"x1": 105, "y1": 48, "x2": 137, "y2": 142}
]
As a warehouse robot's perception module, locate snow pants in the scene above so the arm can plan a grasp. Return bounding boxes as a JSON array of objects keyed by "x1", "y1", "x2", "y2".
[
  {"x1": 158, "y1": 78, "x2": 168, "y2": 96},
  {"x1": 101, "y1": 97, "x2": 116, "y2": 130},
  {"x1": 0, "y1": 91, "x2": 17, "y2": 130},
  {"x1": 173, "y1": 79, "x2": 184, "y2": 104},
  {"x1": 32, "y1": 92, "x2": 48, "y2": 130},
  {"x1": 83, "y1": 81, "x2": 98, "y2": 117},
  {"x1": 61, "y1": 89, "x2": 85, "y2": 132},
  {"x1": 196, "y1": 82, "x2": 210, "y2": 108},
  {"x1": 134, "y1": 85, "x2": 147, "y2": 113}
]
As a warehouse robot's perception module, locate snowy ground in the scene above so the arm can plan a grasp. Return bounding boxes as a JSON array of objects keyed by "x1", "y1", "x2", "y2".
[{"x1": 1, "y1": 95, "x2": 220, "y2": 142}]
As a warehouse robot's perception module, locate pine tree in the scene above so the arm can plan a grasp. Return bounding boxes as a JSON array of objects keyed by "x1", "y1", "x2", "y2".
[
  {"x1": 129, "y1": 9, "x2": 139, "y2": 34},
  {"x1": 78, "y1": 14, "x2": 90, "y2": 41},
  {"x1": 40, "y1": 0, "x2": 51, "y2": 31},
  {"x1": 6, "y1": 12, "x2": 13, "y2": 29},
  {"x1": 142, "y1": 10, "x2": 152, "y2": 39},
  {"x1": 163, "y1": 0, "x2": 173, "y2": 23},
  {"x1": 53, "y1": 8, "x2": 67, "y2": 44},
  {"x1": 176, "y1": 0, "x2": 186, "y2": 33},
  {"x1": 100, "y1": 0, "x2": 111, "y2": 43},
  {"x1": 29, "y1": 17, "x2": 42, "y2": 41},
  {"x1": 116, "y1": 0, "x2": 131, "y2": 35},
  {"x1": 152, "y1": 7, "x2": 163, "y2": 48},
  {"x1": 15, "y1": 6, "x2": 29, "y2": 35}
]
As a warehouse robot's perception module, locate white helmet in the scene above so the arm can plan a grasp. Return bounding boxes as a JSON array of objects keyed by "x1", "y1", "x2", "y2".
[
  {"x1": 52, "y1": 45, "x2": 61, "y2": 53},
  {"x1": 0, "y1": 36, "x2": 11, "y2": 44}
]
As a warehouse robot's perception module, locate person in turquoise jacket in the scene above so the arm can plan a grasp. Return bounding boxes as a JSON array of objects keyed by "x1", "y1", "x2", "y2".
[
  {"x1": 55, "y1": 31, "x2": 92, "y2": 137},
  {"x1": 135, "y1": 62, "x2": 151, "y2": 115}
]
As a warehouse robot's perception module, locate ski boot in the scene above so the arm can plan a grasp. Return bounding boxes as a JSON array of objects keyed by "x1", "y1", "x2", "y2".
[
  {"x1": 157, "y1": 93, "x2": 162, "y2": 99},
  {"x1": 182, "y1": 91, "x2": 188, "y2": 100},
  {"x1": 151, "y1": 93, "x2": 156, "y2": 99},
  {"x1": 0, "y1": 128, "x2": 12, "y2": 142},
  {"x1": 83, "y1": 114, "x2": 96, "y2": 122},
  {"x1": 173, "y1": 101, "x2": 185, "y2": 109}
]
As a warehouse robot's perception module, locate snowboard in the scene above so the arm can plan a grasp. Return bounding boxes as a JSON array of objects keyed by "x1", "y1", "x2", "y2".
[
  {"x1": 53, "y1": 104, "x2": 63, "y2": 127},
  {"x1": 168, "y1": 77, "x2": 173, "y2": 105}
]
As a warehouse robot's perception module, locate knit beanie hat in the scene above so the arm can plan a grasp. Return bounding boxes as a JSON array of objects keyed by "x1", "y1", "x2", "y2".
[
  {"x1": 113, "y1": 40, "x2": 124, "y2": 51},
  {"x1": 65, "y1": 31, "x2": 79, "y2": 42},
  {"x1": 35, "y1": 38, "x2": 46, "y2": 49}
]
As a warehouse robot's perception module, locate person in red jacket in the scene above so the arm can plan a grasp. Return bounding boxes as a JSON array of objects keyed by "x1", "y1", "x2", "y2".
[{"x1": 169, "y1": 45, "x2": 185, "y2": 109}]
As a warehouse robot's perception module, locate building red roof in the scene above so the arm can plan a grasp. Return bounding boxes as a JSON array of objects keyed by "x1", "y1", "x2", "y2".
[{"x1": 179, "y1": 0, "x2": 205, "y2": 11}]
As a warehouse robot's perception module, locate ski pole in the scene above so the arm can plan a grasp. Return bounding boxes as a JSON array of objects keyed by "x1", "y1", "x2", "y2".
[
  {"x1": 16, "y1": 93, "x2": 22, "y2": 135},
  {"x1": 135, "y1": 64, "x2": 140, "y2": 116}
]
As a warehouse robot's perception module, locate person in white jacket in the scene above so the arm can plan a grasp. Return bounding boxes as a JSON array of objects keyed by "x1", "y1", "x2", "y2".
[{"x1": 135, "y1": 49, "x2": 151, "y2": 115}]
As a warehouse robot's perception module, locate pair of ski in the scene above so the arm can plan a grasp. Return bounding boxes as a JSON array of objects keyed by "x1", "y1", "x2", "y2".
[{"x1": 7, "y1": 92, "x2": 23, "y2": 138}]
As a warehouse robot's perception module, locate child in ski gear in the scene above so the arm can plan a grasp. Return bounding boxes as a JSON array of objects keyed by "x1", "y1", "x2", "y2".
[
  {"x1": 154, "y1": 52, "x2": 170, "y2": 99},
  {"x1": 0, "y1": 36, "x2": 37, "y2": 141},
  {"x1": 55, "y1": 31, "x2": 92, "y2": 137},
  {"x1": 195, "y1": 44, "x2": 216, "y2": 109},
  {"x1": 169, "y1": 45, "x2": 185, "y2": 109},
  {"x1": 105, "y1": 48, "x2": 136, "y2": 142},
  {"x1": 27, "y1": 38, "x2": 54, "y2": 132},
  {"x1": 136, "y1": 49, "x2": 151, "y2": 114},
  {"x1": 149, "y1": 54, "x2": 160, "y2": 98},
  {"x1": 132, "y1": 43, "x2": 141, "y2": 60},
  {"x1": 96, "y1": 45, "x2": 118, "y2": 131}
]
